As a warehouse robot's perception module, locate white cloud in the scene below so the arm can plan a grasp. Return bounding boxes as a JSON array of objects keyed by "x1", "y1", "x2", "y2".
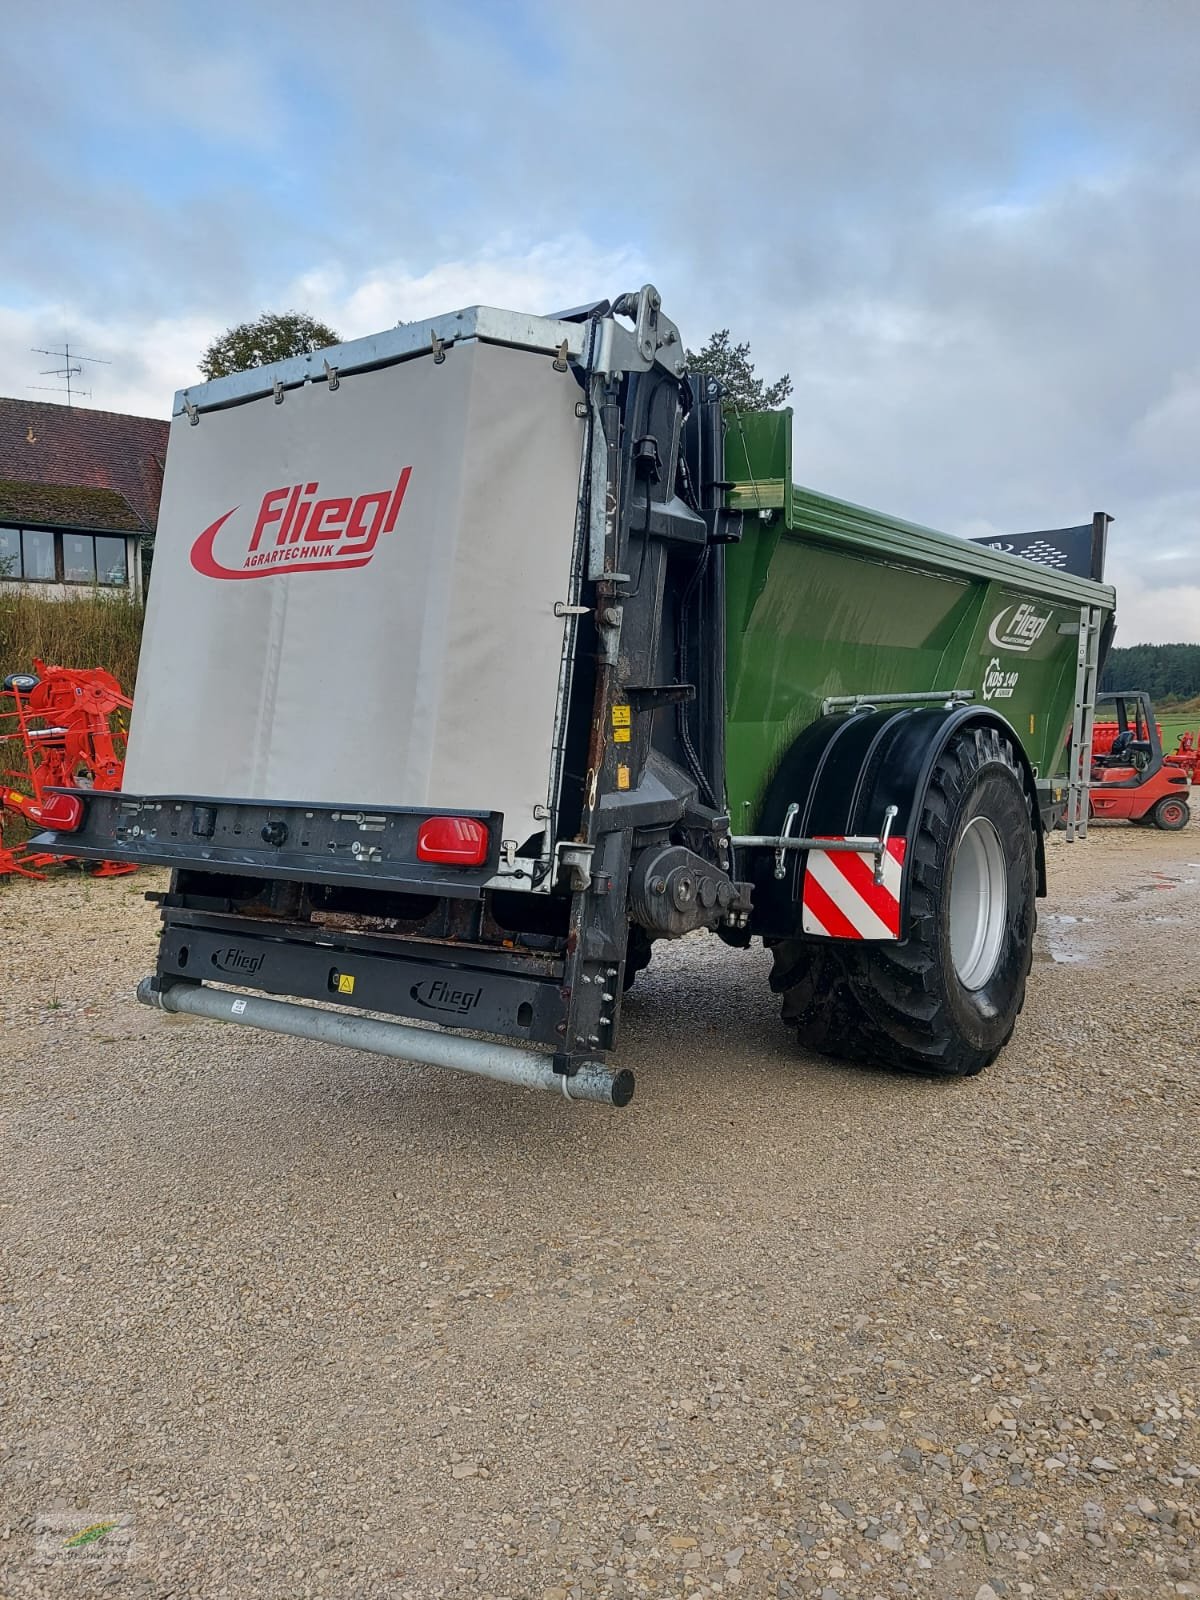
[
  {"x1": 290, "y1": 238, "x2": 651, "y2": 339},
  {"x1": 0, "y1": 237, "x2": 651, "y2": 419}
]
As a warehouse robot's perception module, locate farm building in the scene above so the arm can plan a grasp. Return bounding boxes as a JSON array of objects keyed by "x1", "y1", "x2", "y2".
[{"x1": 0, "y1": 398, "x2": 168, "y2": 599}]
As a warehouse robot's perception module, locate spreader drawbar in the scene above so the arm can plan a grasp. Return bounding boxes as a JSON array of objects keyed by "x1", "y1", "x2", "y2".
[{"x1": 136, "y1": 979, "x2": 634, "y2": 1107}]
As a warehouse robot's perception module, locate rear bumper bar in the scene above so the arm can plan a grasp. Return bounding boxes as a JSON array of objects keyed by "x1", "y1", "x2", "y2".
[
  {"x1": 32, "y1": 790, "x2": 508, "y2": 896},
  {"x1": 138, "y1": 978, "x2": 633, "y2": 1106},
  {"x1": 155, "y1": 916, "x2": 569, "y2": 1046}
]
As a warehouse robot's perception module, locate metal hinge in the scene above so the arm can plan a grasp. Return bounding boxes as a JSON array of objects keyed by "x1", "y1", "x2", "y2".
[{"x1": 553, "y1": 842, "x2": 594, "y2": 892}]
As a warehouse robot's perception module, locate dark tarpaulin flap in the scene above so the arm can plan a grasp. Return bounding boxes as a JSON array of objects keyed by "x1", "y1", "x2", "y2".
[{"x1": 970, "y1": 516, "x2": 1109, "y2": 583}]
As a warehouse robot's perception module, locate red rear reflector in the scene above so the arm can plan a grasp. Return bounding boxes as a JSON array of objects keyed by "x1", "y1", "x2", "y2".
[
  {"x1": 416, "y1": 816, "x2": 489, "y2": 866},
  {"x1": 34, "y1": 792, "x2": 85, "y2": 832}
]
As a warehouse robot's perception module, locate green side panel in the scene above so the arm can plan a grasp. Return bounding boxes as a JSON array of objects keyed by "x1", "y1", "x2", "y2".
[
  {"x1": 722, "y1": 420, "x2": 1115, "y2": 830},
  {"x1": 722, "y1": 409, "x2": 792, "y2": 518}
]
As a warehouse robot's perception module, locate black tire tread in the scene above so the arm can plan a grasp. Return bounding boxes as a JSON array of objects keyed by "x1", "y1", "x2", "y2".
[
  {"x1": 623, "y1": 925, "x2": 654, "y2": 992},
  {"x1": 771, "y1": 725, "x2": 1036, "y2": 1078}
]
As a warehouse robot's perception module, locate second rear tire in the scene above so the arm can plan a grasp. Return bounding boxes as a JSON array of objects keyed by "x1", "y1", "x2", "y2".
[{"x1": 770, "y1": 725, "x2": 1037, "y2": 1077}]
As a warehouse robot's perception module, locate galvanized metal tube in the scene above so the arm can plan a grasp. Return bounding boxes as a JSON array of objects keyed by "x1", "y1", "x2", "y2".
[
  {"x1": 136, "y1": 979, "x2": 633, "y2": 1107},
  {"x1": 820, "y1": 688, "x2": 974, "y2": 714},
  {"x1": 731, "y1": 834, "x2": 884, "y2": 852}
]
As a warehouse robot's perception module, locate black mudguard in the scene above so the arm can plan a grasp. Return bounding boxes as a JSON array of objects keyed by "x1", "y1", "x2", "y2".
[{"x1": 747, "y1": 705, "x2": 1046, "y2": 941}]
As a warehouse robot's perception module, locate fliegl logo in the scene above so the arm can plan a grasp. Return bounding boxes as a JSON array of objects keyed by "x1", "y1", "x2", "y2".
[
  {"x1": 189, "y1": 468, "x2": 412, "y2": 580},
  {"x1": 410, "y1": 979, "x2": 482, "y2": 1017},
  {"x1": 987, "y1": 601, "x2": 1052, "y2": 654},
  {"x1": 211, "y1": 946, "x2": 264, "y2": 976}
]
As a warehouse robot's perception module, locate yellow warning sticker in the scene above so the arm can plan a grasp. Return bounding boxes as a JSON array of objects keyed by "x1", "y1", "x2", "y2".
[
  {"x1": 613, "y1": 725, "x2": 631, "y2": 743},
  {"x1": 617, "y1": 764, "x2": 631, "y2": 791},
  {"x1": 611, "y1": 704, "x2": 631, "y2": 727},
  {"x1": 337, "y1": 973, "x2": 356, "y2": 995}
]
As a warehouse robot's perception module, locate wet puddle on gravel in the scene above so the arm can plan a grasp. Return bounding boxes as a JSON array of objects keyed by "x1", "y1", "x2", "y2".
[
  {"x1": 1036, "y1": 857, "x2": 1200, "y2": 964},
  {"x1": 1113, "y1": 870, "x2": 1197, "y2": 902},
  {"x1": 1034, "y1": 940, "x2": 1089, "y2": 966},
  {"x1": 1035, "y1": 912, "x2": 1095, "y2": 966}
]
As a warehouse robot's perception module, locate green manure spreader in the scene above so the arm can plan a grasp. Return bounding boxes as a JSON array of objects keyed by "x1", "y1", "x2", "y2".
[{"x1": 40, "y1": 289, "x2": 1116, "y2": 1106}]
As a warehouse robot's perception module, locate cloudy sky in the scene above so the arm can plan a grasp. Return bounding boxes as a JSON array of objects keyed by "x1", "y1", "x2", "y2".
[{"x1": 3, "y1": 0, "x2": 1197, "y2": 641}]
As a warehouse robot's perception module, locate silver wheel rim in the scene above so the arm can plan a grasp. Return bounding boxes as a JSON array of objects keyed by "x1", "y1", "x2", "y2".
[{"x1": 949, "y1": 816, "x2": 1007, "y2": 990}]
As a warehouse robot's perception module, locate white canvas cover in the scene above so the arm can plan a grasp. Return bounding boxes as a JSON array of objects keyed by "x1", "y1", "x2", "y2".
[{"x1": 124, "y1": 342, "x2": 586, "y2": 847}]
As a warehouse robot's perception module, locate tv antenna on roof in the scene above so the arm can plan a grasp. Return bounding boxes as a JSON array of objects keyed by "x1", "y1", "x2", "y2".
[{"x1": 29, "y1": 343, "x2": 111, "y2": 407}]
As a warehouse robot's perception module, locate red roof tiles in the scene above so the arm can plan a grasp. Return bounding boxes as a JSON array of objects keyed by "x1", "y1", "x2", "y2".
[{"x1": 0, "y1": 398, "x2": 169, "y2": 531}]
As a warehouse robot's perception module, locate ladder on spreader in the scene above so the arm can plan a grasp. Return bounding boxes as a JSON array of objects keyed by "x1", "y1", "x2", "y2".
[{"x1": 1065, "y1": 603, "x2": 1105, "y2": 842}]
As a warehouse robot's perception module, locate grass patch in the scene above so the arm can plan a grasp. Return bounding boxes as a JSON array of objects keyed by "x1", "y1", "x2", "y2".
[
  {"x1": 0, "y1": 590, "x2": 144, "y2": 690},
  {"x1": 1160, "y1": 714, "x2": 1200, "y2": 754}
]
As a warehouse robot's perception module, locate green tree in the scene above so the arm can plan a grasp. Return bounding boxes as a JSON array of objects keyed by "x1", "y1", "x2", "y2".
[
  {"x1": 685, "y1": 329, "x2": 793, "y2": 412},
  {"x1": 199, "y1": 310, "x2": 342, "y2": 381}
]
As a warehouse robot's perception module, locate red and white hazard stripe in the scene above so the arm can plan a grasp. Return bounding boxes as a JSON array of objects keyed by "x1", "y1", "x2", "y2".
[{"x1": 801, "y1": 838, "x2": 907, "y2": 941}]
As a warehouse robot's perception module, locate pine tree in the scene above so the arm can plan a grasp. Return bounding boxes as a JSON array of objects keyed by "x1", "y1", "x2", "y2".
[{"x1": 685, "y1": 330, "x2": 792, "y2": 412}]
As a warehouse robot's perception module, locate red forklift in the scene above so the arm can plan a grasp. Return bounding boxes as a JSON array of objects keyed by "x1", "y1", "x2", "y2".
[{"x1": 1090, "y1": 691, "x2": 1192, "y2": 829}]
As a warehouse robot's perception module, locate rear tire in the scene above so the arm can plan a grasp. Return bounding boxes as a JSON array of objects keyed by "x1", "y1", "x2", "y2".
[
  {"x1": 623, "y1": 925, "x2": 654, "y2": 991},
  {"x1": 1152, "y1": 795, "x2": 1191, "y2": 831},
  {"x1": 770, "y1": 725, "x2": 1037, "y2": 1077}
]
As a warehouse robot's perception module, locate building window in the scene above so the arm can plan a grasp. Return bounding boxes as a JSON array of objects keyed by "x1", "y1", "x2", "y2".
[
  {"x1": 22, "y1": 528, "x2": 57, "y2": 581},
  {"x1": 0, "y1": 525, "x2": 130, "y2": 586},
  {"x1": 63, "y1": 532, "x2": 97, "y2": 583},
  {"x1": 94, "y1": 536, "x2": 129, "y2": 586}
]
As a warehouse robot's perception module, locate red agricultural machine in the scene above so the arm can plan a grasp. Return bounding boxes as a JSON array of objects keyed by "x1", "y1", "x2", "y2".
[
  {"x1": 1089, "y1": 690, "x2": 1192, "y2": 830},
  {"x1": 1165, "y1": 728, "x2": 1199, "y2": 783},
  {"x1": 1092, "y1": 718, "x2": 1199, "y2": 782},
  {"x1": 0, "y1": 661, "x2": 135, "y2": 879}
]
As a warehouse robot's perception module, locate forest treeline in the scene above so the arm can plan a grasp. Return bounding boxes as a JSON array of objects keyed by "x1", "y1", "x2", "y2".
[{"x1": 1101, "y1": 642, "x2": 1200, "y2": 702}]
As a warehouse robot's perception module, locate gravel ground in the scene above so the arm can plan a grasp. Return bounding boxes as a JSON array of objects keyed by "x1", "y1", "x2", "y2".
[{"x1": 1, "y1": 821, "x2": 1197, "y2": 1600}]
